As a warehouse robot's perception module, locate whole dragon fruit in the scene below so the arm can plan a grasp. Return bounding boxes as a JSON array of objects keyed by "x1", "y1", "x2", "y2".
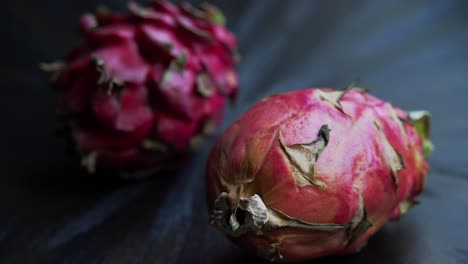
[
  {"x1": 207, "y1": 87, "x2": 431, "y2": 262},
  {"x1": 41, "y1": 1, "x2": 238, "y2": 176}
]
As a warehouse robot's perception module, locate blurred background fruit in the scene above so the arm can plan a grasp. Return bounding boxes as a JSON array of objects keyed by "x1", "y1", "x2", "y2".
[{"x1": 42, "y1": 1, "x2": 239, "y2": 176}]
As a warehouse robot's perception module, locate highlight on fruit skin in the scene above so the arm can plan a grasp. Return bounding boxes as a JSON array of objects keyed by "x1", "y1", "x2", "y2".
[
  {"x1": 41, "y1": 1, "x2": 239, "y2": 177},
  {"x1": 206, "y1": 87, "x2": 431, "y2": 262}
]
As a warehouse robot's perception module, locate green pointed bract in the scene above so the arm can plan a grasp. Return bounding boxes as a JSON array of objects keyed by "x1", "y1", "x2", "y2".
[
  {"x1": 90, "y1": 55, "x2": 124, "y2": 94},
  {"x1": 172, "y1": 52, "x2": 187, "y2": 71},
  {"x1": 338, "y1": 78, "x2": 360, "y2": 101},
  {"x1": 399, "y1": 199, "x2": 418, "y2": 216},
  {"x1": 39, "y1": 61, "x2": 66, "y2": 82},
  {"x1": 348, "y1": 211, "x2": 372, "y2": 245},
  {"x1": 181, "y1": 2, "x2": 226, "y2": 26},
  {"x1": 160, "y1": 53, "x2": 187, "y2": 89},
  {"x1": 409, "y1": 110, "x2": 433, "y2": 157},
  {"x1": 81, "y1": 151, "x2": 98, "y2": 174},
  {"x1": 201, "y1": 3, "x2": 226, "y2": 25},
  {"x1": 161, "y1": 42, "x2": 173, "y2": 52},
  {"x1": 316, "y1": 89, "x2": 351, "y2": 118},
  {"x1": 128, "y1": 1, "x2": 150, "y2": 17},
  {"x1": 197, "y1": 73, "x2": 214, "y2": 97},
  {"x1": 142, "y1": 140, "x2": 168, "y2": 153},
  {"x1": 347, "y1": 195, "x2": 373, "y2": 245},
  {"x1": 374, "y1": 120, "x2": 404, "y2": 188}
]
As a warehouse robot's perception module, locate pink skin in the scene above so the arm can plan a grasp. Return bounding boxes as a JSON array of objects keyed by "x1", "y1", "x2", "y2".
[
  {"x1": 206, "y1": 88, "x2": 429, "y2": 262},
  {"x1": 50, "y1": 1, "x2": 238, "y2": 172}
]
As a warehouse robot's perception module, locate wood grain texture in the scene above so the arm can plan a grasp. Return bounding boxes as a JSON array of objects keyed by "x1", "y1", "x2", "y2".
[{"x1": 1, "y1": 0, "x2": 467, "y2": 263}]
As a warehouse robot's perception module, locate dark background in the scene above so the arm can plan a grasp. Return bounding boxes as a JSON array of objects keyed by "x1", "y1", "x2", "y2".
[{"x1": 2, "y1": 0, "x2": 468, "y2": 263}]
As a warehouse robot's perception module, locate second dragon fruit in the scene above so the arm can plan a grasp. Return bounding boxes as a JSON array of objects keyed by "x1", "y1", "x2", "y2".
[{"x1": 42, "y1": 1, "x2": 239, "y2": 175}]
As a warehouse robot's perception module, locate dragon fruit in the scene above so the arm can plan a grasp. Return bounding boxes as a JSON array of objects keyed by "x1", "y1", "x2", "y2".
[
  {"x1": 207, "y1": 87, "x2": 431, "y2": 262},
  {"x1": 41, "y1": 1, "x2": 238, "y2": 176}
]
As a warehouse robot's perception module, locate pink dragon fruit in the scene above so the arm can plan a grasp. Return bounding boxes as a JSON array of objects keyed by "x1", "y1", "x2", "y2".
[
  {"x1": 207, "y1": 87, "x2": 431, "y2": 262},
  {"x1": 41, "y1": 1, "x2": 238, "y2": 176}
]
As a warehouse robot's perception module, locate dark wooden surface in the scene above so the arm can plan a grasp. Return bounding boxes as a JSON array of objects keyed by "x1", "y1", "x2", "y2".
[{"x1": 2, "y1": 0, "x2": 468, "y2": 263}]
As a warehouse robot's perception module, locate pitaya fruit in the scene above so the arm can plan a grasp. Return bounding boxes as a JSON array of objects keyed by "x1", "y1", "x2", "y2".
[
  {"x1": 207, "y1": 87, "x2": 431, "y2": 262},
  {"x1": 41, "y1": 1, "x2": 239, "y2": 176}
]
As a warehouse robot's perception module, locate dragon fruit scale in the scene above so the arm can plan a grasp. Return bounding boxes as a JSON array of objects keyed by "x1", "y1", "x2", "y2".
[
  {"x1": 207, "y1": 88, "x2": 431, "y2": 262},
  {"x1": 41, "y1": 1, "x2": 239, "y2": 176}
]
